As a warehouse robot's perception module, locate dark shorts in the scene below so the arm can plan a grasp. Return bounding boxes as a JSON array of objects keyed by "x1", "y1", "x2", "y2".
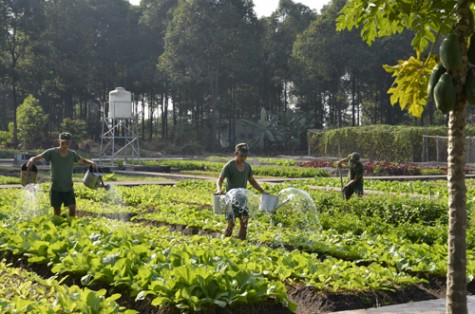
[
  {"x1": 345, "y1": 184, "x2": 364, "y2": 198},
  {"x1": 225, "y1": 204, "x2": 249, "y2": 219},
  {"x1": 50, "y1": 190, "x2": 76, "y2": 208}
]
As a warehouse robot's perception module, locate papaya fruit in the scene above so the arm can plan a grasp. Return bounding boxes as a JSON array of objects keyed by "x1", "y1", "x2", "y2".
[
  {"x1": 470, "y1": 10, "x2": 475, "y2": 35},
  {"x1": 468, "y1": 36, "x2": 475, "y2": 64},
  {"x1": 440, "y1": 33, "x2": 462, "y2": 71},
  {"x1": 427, "y1": 63, "x2": 446, "y2": 100},
  {"x1": 434, "y1": 72, "x2": 456, "y2": 114},
  {"x1": 466, "y1": 67, "x2": 475, "y2": 104}
]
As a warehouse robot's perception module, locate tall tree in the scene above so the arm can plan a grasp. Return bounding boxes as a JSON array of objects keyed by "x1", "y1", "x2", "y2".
[
  {"x1": 139, "y1": 0, "x2": 179, "y2": 139},
  {"x1": 42, "y1": 0, "x2": 97, "y2": 124},
  {"x1": 16, "y1": 94, "x2": 48, "y2": 150},
  {"x1": 337, "y1": 0, "x2": 471, "y2": 313},
  {"x1": 0, "y1": 0, "x2": 45, "y2": 146},
  {"x1": 261, "y1": 0, "x2": 316, "y2": 113},
  {"x1": 159, "y1": 0, "x2": 261, "y2": 149}
]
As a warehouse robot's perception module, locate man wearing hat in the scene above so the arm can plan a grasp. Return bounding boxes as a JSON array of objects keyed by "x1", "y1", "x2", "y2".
[
  {"x1": 26, "y1": 132, "x2": 97, "y2": 217},
  {"x1": 217, "y1": 143, "x2": 265, "y2": 240},
  {"x1": 337, "y1": 152, "x2": 364, "y2": 200}
]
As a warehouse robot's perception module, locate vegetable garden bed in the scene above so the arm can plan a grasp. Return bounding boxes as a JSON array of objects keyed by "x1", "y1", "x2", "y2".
[{"x1": 0, "y1": 170, "x2": 474, "y2": 313}]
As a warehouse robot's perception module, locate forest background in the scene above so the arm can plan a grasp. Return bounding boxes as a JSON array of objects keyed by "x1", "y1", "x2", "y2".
[{"x1": 0, "y1": 0, "x2": 462, "y2": 156}]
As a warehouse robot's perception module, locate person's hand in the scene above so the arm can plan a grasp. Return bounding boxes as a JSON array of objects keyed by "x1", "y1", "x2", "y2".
[
  {"x1": 26, "y1": 159, "x2": 33, "y2": 169},
  {"x1": 91, "y1": 161, "x2": 97, "y2": 170},
  {"x1": 342, "y1": 185, "x2": 349, "y2": 192}
]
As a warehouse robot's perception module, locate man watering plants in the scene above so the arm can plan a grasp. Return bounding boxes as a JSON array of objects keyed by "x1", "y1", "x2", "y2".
[
  {"x1": 26, "y1": 132, "x2": 97, "y2": 217},
  {"x1": 216, "y1": 143, "x2": 265, "y2": 240},
  {"x1": 337, "y1": 152, "x2": 364, "y2": 200}
]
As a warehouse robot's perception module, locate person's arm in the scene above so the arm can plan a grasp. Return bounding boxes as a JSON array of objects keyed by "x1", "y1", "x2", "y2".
[
  {"x1": 337, "y1": 158, "x2": 348, "y2": 167},
  {"x1": 344, "y1": 174, "x2": 362, "y2": 189},
  {"x1": 216, "y1": 176, "x2": 225, "y2": 194},
  {"x1": 248, "y1": 175, "x2": 265, "y2": 194},
  {"x1": 79, "y1": 157, "x2": 97, "y2": 169},
  {"x1": 26, "y1": 154, "x2": 44, "y2": 169},
  {"x1": 343, "y1": 164, "x2": 363, "y2": 190}
]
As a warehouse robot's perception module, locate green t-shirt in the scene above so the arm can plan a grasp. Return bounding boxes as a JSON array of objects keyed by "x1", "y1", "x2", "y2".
[
  {"x1": 348, "y1": 160, "x2": 364, "y2": 191},
  {"x1": 41, "y1": 148, "x2": 81, "y2": 192},
  {"x1": 220, "y1": 160, "x2": 252, "y2": 191}
]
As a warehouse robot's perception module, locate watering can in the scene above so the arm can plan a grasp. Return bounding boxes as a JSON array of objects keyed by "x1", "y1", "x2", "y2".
[
  {"x1": 83, "y1": 166, "x2": 111, "y2": 190},
  {"x1": 259, "y1": 193, "x2": 289, "y2": 214},
  {"x1": 212, "y1": 193, "x2": 227, "y2": 214},
  {"x1": 20, "y1": 163, "x2": 37, "y2": 186}
]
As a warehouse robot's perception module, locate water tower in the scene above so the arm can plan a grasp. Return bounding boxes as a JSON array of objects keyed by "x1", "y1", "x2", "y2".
[{"x1": 99, "y1": 87, "x2": 140, "y2": 164}]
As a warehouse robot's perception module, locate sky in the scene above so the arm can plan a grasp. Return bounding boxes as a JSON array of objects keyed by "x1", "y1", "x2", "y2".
[{"x1": 127, "y1": 0, "x2": 330, "y2": 17}]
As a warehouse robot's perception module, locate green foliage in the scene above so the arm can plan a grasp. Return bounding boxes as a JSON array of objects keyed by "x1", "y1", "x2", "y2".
[
  {"x1": 2, "y1": 176, "x2": 475, "y2": 311},
  {"x1": 253, "y1": 165, "x2": 329, "y2": 178},
  {"x1": 129, "y1": 158, "x2": 327, "y2": 178},
  {"x1": 383, "y1": 54, "x2": 436, "y2": 117},
  {"x1": 336, "y1": 0, "x2": 457, "y2": 117},
  {"x1": 307, "y1": 125, "x2": 462, "y2": 162},
  {"x1": 0, "y1": 123, "x2": 14, "y2": 148},
  {"x1": 0, "y1": 259, "x2": 124, "y2": 313},
  {"x1": 336, "y1": 0, "x2": 456, "y2": 50},
  {"x1": 16, "y1": 95, "x2": 48, "y2": 151},
  {"x1": 420, "y1": 168, "x2": 446, "y2": 175},
  {"x1": 59, "y1": 118, "x2": 88, "y2": 142}
]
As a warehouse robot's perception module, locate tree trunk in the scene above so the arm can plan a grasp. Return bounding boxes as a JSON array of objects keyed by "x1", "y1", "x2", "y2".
[
  {"x1": 12, "y1": 82, "x2": 18, "y2": 148},
  {"x1": 149, "y1": 91, "x2": 155, "y2": 140},
  {"x1": 446, "y1": 109, "x2": 467, "y2": 314},
  {"x1": 446, "y1": 2, "x2": 470, "y2": 313},
  {"x1": 162, "y1": 90, "x2": 168, "y2": 139}
]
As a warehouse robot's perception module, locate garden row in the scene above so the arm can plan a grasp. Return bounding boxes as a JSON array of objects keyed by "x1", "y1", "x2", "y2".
[
  {"x1": 128, "y1": 157, "x2": 452, "y2": 176},
  {"x1": 0, "y1": 177, "x2": 474, "y2": 312}
]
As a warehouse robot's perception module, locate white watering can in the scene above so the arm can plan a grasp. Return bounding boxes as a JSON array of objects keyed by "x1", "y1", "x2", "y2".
[
  {"x1": 259, "y1": 193, "x2": 289, "y2": 214},
  {"x1": 83, "y1": 166, "x2": 111, "y2": 190},
  {"x1": 212, "y1": 193, "x2": 227, "y2": 214}
]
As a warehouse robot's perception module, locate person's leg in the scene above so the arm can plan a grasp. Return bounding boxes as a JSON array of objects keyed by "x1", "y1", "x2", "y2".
[
  {"x1": 224, "y1": 218, "x2": 235, "y2": 237},
  {"x1": 63, "y1": 191, "x2": 77, "y2": 217},
  {"x1": 345, "y1": 186, "x2": 355, "y2": 200},
  {"x1": 50, "y1": 190, "x2": 62, "y2": 216},
  {"x1": 68, "y1": 204, "x2": 76, "y2": 217},
  {"x1": 53, "y1": 207, "x2": 61, "y2": 216},
  {"x1": 357, "y1": 186, "x2": 364, "y2": 197},
  {"x1": 238, "y1": 216, "x2": 248, "y2": 240}
]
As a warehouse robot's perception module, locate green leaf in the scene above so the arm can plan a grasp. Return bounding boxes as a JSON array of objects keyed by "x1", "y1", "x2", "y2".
[{"x1": 383, "y1": 54, "x2": 437, "y2": 117}]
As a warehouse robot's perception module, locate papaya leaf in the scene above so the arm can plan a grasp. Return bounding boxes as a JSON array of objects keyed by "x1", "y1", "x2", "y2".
[{"x1": 383, "y1": 54, "x2": 437, "y2": 117}]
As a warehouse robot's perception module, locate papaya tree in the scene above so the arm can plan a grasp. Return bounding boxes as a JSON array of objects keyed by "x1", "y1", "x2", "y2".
[{"x1": 337, "y1": 1, "x2": 472, "y2": 313}]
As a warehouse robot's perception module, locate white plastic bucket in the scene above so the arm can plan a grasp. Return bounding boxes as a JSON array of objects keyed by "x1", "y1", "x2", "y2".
[
  {"x1": 213, "y1": 194, "x2": 226, "y2": 214},
  {"x1": 260, "y1": 193, "x2": 279, "y2": 213}
]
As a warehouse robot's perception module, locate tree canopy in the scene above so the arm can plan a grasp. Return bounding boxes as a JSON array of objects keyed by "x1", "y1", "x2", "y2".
[
  {"x1": 0, "y1": 0, "x2": 431, "y2": 153},
  {"x1": 337, "y1": 1, "x2": 473, "y2": 312}
]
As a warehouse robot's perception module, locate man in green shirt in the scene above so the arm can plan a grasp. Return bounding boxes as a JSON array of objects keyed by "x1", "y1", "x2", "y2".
[
  {"x1": 26, "y1": 132, "x2": 97, "y2": 217},
  {"x1": 217, "y1": 143, "x2": 265, "y2": 240},
  {"x1": 338, "y1": 152, "x2": 364, "y2": 200}
]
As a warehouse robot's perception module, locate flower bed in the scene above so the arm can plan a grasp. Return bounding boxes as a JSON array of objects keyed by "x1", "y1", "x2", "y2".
[{"x1": 299, "y1": 160, "x2": 450, "y2": 176}]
